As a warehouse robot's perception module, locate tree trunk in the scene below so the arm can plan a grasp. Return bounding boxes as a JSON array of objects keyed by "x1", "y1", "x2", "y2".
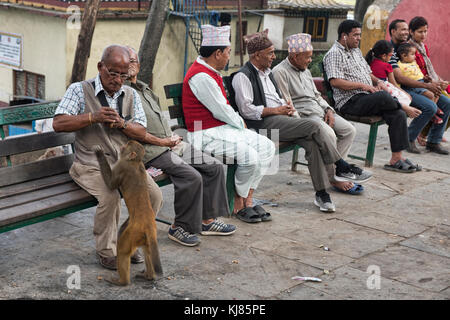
[
  {"x1": 137, "y1": 0, "x2": 170, "y2": 86},
  {"x1": 70, "y1": 0, "x2": 101, "y2": 84},
  {"x1": 354, "y1": 0, "x2": 375, "y2": 23}
]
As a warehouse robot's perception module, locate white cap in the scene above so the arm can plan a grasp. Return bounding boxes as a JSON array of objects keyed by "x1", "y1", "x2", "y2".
[{"x1": 201, "y1": 25, "x2": 231, "y2": 47}]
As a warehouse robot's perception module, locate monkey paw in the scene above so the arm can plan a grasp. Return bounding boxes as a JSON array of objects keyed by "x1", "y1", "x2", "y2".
[
  {"x1": 105, "y1": 275, "x2": 129, "y2": 286},
  {"x1": 135, "y1": 270, "x2": 158, "y2": 282},
  {"x1": 92, "y1": 145, "x2": 103, "y2": 155}
]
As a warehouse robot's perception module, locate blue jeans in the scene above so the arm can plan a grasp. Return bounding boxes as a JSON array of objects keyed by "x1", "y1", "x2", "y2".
[{"x1": 409, "y1": 92, "x2": 450, "y2": 144}]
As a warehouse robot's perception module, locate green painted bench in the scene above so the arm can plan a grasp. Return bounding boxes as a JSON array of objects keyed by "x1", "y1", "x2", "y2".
[
  {"x1": 163, "y1": 81, "x2": 306, "y2": 214},
  {"x1": 0, "y1": 101, "x2": 172, "y2": 234},
  {"x1": 320, "y1": 62, "x2": 385, "y2": 167}
]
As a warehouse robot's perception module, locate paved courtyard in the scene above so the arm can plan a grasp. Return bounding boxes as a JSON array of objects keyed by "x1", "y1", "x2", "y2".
[{"x1": 0, "y1": 122, "x2": 449, "y2": 300}]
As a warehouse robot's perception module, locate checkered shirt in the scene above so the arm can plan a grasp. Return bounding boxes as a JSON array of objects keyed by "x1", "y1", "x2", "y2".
[
  {"x1": 323, "y1": 41, "x2": 373, "y2": 110},
  {"x1": 55, "y1": 74, "x2": 147, "y2": 128}
]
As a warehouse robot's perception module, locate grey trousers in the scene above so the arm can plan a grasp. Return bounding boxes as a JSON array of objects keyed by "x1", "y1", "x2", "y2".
[
  {"x1": 307, "y1": 114, "x2": 356, "y2": 182},
  {"x1": 147, "y1": 144, "x2": 229, "y2": 234},
  {"x1": 263, "y1": 115, "x2": 342, "y2": 191}
]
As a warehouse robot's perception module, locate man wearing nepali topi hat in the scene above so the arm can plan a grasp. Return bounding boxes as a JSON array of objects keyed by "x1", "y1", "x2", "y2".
[
  {"x1": 182, "y1": 24, "x2": 276, "y2": 224},
  {"x1": 232, "y1": 30, "x2": 372, "y2": 213},
  {"x1": 272, "y1": 33, "x2": 361, "y2": 199}
]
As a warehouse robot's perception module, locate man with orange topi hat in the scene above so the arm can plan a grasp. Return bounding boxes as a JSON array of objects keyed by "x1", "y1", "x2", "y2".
[{"x1": 232, "y1": 30, "x2": 372, "y2": 213}]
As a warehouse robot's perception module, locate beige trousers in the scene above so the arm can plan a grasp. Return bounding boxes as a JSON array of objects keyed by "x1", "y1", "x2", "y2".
[
  {"x1": 70, "y1": 161, "x2": 163, "y2": 258},
  {"x1": 308, "y1": 114, "x2": 357, "y2": 182}
]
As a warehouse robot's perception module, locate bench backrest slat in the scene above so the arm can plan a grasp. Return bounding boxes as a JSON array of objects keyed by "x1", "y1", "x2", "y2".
[
  {"x1": 168, "y1": 105, "x2": 184, "y2": 120},
  {"x1": 164, "y1": 83, "x2": 185, "y2": 128},
  {"x1": 0, "y1": 100, "x2": 60, "y2": 126},
  {"x1": 0, "y1": 153, "x2": 75, "y2": 187},
  {"x1": 0, "y1": 131, "x2": 75, "y2": 157}
]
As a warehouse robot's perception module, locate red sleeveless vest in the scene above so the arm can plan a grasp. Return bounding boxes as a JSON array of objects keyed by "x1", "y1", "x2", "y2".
[{"x1": 182, "y1": 60, "x2": 229, "y2": 132}]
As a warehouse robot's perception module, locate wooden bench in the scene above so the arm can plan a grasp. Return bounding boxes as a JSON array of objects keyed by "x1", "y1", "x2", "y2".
[
  {"x1": 320, "y1": 62, "x2": 385, "y2": 167},
  {"x1": 163, "y1": 81, "x2": 306, "y2": 214},
  {"x1": 0, "y1": 101, "x2": 173, "y2": 234}
]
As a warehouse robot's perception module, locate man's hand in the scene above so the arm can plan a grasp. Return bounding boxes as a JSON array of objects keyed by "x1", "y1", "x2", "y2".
[
  {"x1": 324, "y1": 109, "x2": 335, "y2": 128},
  {"x1": 361, "y1": 84, "x2": 379, "y2": 93},
  {"x1": 426, "y1": 82, "x2": 442, "y2": 96},
  {"x1": 92, "y1": 107, "x2": 122, "y2": 125},
  {"x1": 162, "y1": 134, "x2": 182, "y2": 148},
  {"x1": 376, "y1": 81, "x2": 389, "y2": 93},
  {"x1": 276, "y1": 104, "x2": 296, "y2": 116}
]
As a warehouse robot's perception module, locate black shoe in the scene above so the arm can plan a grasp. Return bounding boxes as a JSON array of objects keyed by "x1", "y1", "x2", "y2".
[
  {"x1": 426, "y1": 143, "x2": 449, "y2": 155},
  {"x1": 406, "y1": 140, "x2": 421, "y2": 154}
]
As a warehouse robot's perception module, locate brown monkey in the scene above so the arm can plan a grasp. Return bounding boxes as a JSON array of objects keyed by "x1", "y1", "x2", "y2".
[{"x1": 94, "y1": 140, "x2": 163, "y2": 286}]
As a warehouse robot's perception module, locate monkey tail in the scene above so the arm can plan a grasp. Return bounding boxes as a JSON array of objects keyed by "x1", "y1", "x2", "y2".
[{"x1": 146, "y1": 232, "x2": 163, "y2": 276}]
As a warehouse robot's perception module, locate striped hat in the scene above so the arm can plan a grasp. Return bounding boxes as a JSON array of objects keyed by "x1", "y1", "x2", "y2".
[
  {"x1": 201, "y1": 25, "x2": 231, "y2": 47},
  {"x1": 286, "y1": 33, "x2": 313, "y2": 53}
]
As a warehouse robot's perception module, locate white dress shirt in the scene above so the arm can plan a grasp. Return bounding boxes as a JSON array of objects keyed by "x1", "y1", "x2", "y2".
[{"x1": 232, "y1": 63, "x2": 286, "y2": 120}]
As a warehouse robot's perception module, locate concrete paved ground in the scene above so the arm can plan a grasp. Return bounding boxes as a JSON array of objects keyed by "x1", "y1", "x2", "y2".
[{"x1": 0, "y1": 122, "x2": 449, "y2": 300}]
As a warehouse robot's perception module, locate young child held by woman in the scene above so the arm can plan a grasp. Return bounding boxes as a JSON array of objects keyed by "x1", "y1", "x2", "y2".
[{"x1": 397, "y1": 42, "x2": 444, "y2": 124}]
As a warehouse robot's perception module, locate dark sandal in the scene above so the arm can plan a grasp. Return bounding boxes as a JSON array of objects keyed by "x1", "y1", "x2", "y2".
[
  {"x1": 234, "y1": 207, "x2": 261, "y2": 223},
  {"x1": 332, "y1": 183, "x2": 364, "y2": 195},
  {"x1": 404, "y1": 158, "x2": 422, "y2": 171},
  {"x1": 252, "y1": 205, "x2": 272, "y2": 222},
  {"x1": 383, "y1": 159, "x2": 415, "y2": 173}
]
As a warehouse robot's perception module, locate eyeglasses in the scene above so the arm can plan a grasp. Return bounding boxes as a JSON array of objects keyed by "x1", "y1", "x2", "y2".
[{"x1": 103, "y1": 64, "x2": 129, "y2": 80}]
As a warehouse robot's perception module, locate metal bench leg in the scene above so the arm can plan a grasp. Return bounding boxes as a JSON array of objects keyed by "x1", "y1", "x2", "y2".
[
  {"x1": 365, "y1": 123, "x2": 379, "y2": 167},
  {"x1": 291, "y1": 145, "x2": 299, "y2": 171},
  {"x1": 226, "y1": 164, "x2": 237, "y2": 215}
]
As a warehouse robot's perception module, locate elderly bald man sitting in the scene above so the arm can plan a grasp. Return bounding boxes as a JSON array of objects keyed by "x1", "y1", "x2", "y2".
[{"x1": 272, "y1": 33, "x2": 360, "y2": 196}]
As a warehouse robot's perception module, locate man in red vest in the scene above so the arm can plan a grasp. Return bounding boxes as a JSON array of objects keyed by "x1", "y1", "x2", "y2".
[{"x1": 182, "y1": 25, "x2": 276, "y2": 224}]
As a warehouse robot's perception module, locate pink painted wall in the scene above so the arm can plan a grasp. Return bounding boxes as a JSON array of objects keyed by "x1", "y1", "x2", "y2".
[{"x1": 387, "y1": 0, "x2": 450, "y2": 80}]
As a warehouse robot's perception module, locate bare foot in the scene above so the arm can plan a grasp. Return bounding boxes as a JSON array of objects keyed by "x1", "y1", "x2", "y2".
[
  {"x1": 331, "y1": 180, "x2": 354, "y2": 191},
  {"x1": 417, "y1": 135, "x2": 427, "y2": 146},
  {"x1": 402, "y1": 105, "x2": 422, "y2": 119}
]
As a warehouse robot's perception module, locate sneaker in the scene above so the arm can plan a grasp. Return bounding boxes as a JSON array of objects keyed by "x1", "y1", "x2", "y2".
[
  {"x1": 314, "y1": 194, "x2": 336, "y2": 213},
  {"x1": 168, "y1": 226, "x2": 201, "y2": 247},
  {"x1": 201, "y1": 219, "x2": 236, "y2": 236},
  {"x1": 335, "y1": 164, "x2": 372, "y2": 183}
]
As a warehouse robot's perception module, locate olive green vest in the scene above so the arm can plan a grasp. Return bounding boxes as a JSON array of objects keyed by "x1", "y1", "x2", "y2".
[{"x1": 129, "y1": 80, "x2": 172, "y2": 164}]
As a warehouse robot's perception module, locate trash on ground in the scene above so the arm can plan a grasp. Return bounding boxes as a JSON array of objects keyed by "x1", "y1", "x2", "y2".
[{"x1": 291, "y1": 276, "x2": 322, "y2": 282}]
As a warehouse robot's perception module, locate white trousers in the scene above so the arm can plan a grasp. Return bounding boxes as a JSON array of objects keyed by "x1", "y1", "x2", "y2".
[{"x1": 188, "y1": 124, "x2": 276, "y2": 198}]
